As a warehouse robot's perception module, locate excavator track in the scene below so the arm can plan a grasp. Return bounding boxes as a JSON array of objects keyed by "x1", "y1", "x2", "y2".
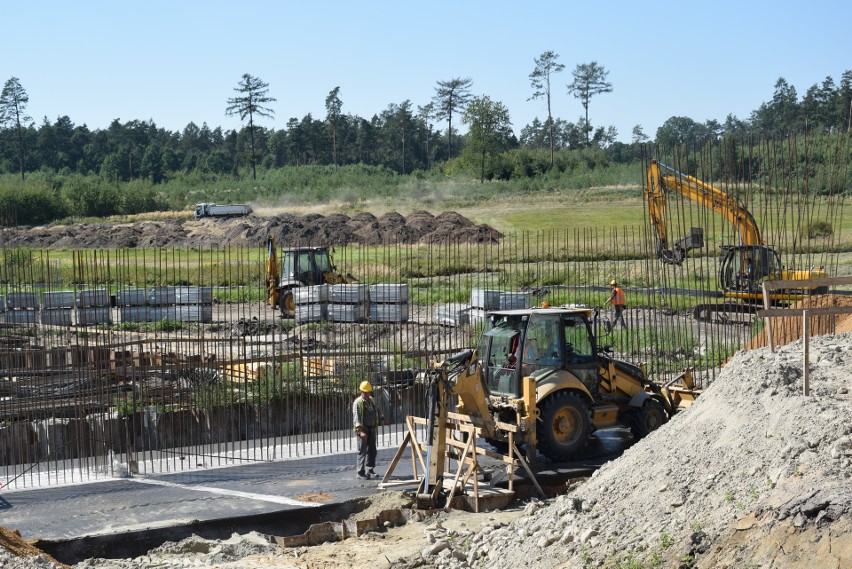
[{"x1": 692, "y1": 302, "x2": 758, "y2": 324}]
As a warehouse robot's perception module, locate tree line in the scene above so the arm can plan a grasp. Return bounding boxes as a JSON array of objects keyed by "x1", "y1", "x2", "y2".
[{"x1": 0, "y1": 58, "x2": 850, "y2": 222}]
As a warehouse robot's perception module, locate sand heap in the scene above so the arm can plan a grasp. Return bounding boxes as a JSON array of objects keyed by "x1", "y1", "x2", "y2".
[
  {"x1": 0, "y1": 211, "x2": 502, "y2": 249},
  {"x1": 0, "y1": 526, "x2": 66, "y2": 569}
]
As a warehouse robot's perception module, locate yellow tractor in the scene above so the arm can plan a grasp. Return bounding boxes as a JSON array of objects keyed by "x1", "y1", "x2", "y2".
[
  {"x1": 414, "y1": 306, "x2": 699, "y2": 506},
  {"x1": 434, "y1": 306, "x2": 698, "y2": 463},
  {"x1": 265, "y1": 237, "x2": 356, "y2": 318}
]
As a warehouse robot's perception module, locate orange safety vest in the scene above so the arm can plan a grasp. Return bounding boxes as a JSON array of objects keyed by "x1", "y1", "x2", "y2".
[{"x1": 611, "y1": 286, "x2": 626, "y2": 306}]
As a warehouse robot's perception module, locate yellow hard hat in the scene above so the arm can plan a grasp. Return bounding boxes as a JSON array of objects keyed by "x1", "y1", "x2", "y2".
[
  {"x1": 359, "y1": 380, "x2": 372, "y2": 392},
  {"x1": 541, "y1": 301, "x2": 550, "y2": 308},
  {"x1": 610, "y1": 280, "x2": 617, "y2": 286}
]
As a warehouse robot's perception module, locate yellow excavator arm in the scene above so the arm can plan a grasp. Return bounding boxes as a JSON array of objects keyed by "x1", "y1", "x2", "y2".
[
  {"x1": 646, "y1": 160, "x2": 762, "y2": 264},
  {"x1": 265, "y1": 236, "x2": 280, "y2": 307}
]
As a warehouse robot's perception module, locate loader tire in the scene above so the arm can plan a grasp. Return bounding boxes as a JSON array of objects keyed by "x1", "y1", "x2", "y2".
[
  {"x1": 631, "y1": 398, "x2": 666, "y2": 439},
  {"x1": 278, "y1": 288, "x2": 296, "y2": 318},
  {"x1": 537, "y1": 391, "x2": 591, "y2": 462}
]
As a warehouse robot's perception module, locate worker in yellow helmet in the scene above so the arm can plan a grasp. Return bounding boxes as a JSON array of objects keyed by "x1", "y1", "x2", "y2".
[
  {"x1": 605, "y1": 279, "x2": 628, "y2": 330},
  {"x1": 352, "y1": 380, "x2": 385, "y2": 479}
]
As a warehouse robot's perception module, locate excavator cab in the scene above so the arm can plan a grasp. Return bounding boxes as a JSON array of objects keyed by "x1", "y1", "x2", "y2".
[
  {"x1": 719, "y1": 244, "x2": 780, "y2": 295},
  {"x1": 481, "y1": 310, "x2": 600, "y2": 399}
]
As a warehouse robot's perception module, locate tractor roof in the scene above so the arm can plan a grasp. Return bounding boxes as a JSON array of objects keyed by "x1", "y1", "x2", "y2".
[{"x1": 487, "y1": 305, "x2": 593, "y2": 319}]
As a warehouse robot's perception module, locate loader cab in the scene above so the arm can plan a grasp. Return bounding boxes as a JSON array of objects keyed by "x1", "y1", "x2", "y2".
[
  {"x1": 481, "y1": 309, "x2": 598, "y2": 398},
  {"x1": 280, "y1": 247, "x2": 333, "y2": 286}
]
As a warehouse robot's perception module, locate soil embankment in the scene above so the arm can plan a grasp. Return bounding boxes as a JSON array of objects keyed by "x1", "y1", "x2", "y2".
[{"x1": 0, "y1": 211, "x2": 502, "y2": 249}]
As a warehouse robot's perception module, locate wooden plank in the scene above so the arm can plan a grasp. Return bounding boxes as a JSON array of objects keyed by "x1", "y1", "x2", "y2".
[
  {"x1": 380, "y1": 431, "x2": 413, "y2": 485},
  {"x1": 803, "y1": 311, "x2": 810, "y2": 397},
  {"x1": 757, "y1": 306, "x2": 852, "y2": 317},
  {"x1": 761, "y1": 276, "x2": 852, "y2": 290}
]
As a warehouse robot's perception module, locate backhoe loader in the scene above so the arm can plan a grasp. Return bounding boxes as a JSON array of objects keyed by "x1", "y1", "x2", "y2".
[
  {"x1": 265, "y1": 237, "x2": 356, "y2": 318},
  {"x1": 416, "y1": 306, "x2": 699, "y2": 505},
  {"x1": 645, "y1": 160, "x2": 827, "y2": 321}
]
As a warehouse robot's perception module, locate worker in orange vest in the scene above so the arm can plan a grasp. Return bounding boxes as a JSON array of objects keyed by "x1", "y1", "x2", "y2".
[{"x1": 605, "y1": 280, "x2": 628, "y2": 330}]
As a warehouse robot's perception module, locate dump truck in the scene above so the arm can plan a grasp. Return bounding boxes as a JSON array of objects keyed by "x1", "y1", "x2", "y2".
[{"x1": 194, "y1": 202, "x2": 253, "y2": 219}]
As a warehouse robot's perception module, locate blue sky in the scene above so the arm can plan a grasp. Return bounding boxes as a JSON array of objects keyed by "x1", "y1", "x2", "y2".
[{"x1": 5, "y1": 1, "x2": 850, "y2": 143}]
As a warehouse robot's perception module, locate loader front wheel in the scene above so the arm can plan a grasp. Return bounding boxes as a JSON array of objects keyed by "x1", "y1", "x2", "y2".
[
  {"x1": 278, "y1": 288, "x2": 296, "y2": 318},
  {"x1": 631, "y1": 398, "x2": 666, "y2": 439},
  {"x1": 537, "y1": 391, "x2": 591, "y2": 462}
]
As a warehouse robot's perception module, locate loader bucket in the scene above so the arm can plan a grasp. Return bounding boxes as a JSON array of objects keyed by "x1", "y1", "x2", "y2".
[{"x1": 662, "y1": 369, "x2": 701, "y2": 411}]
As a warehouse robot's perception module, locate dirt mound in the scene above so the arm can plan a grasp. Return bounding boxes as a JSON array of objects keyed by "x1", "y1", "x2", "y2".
[
  {"x1": 0, "y1": 211, "x2": 503, "y2": 249},
  {"x1": 745, "y1": 293, "x2": 852, "y2": 350},
  {"x1": 0, "y1": 526, "x2": 67, "y2": 568}
]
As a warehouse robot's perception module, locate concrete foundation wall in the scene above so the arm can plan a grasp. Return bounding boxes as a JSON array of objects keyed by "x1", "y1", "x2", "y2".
[{"x1": 1, "y1": 385, "x2": 426, "y2": 467}]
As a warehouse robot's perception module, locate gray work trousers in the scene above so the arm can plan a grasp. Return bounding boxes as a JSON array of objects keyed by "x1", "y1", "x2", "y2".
[
  {"x1": 613, "y1": 304, "x2": 628, "y2": 329},
  {"x1": 356, "y1": 426, "x2": 377, "y2": 473}
]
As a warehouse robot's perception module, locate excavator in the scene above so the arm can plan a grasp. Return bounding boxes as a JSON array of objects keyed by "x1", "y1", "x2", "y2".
[
  {"x1": 645, "y1": 160, "x2": 828, "y2": 321},
  {"x1": 414, "y1": 305, "x2": 699, "y2": 507},
  {"x1": 265, "y1": 237, "x2": 356, "y2": 318}
]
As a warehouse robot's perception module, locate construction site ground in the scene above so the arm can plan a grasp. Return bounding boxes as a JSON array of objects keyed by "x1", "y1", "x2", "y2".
[
  {"x1": 0, "y1": 425, "x2": 631, "y2": 567},
  {"x1": 2, "y1": 298, "x2": 849, "y2": 568},
  {"x1": 1, "y1": 209, "x2": 851, "y2": 567}
]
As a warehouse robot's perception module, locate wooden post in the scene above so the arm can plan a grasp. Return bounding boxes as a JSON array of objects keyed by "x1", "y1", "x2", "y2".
[
  {"x1": 762, "y1": 282, "x2": 774, "y2": 352},
  {"x1": 802, "y1": 309, "x2": 810, "y2": 396}
]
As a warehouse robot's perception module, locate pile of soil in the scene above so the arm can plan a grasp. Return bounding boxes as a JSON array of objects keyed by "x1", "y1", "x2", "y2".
[
  {"x1": 0, "y1": 527, "x2": 66, "y2": 568},
  {"x1": 0, "y1": 211, "x2": 503, "y2": 249},
  {"x1": 745, "y1": 293, "x2": 852, "y2": 350}
]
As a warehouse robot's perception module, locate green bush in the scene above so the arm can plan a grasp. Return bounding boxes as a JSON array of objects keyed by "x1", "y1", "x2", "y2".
[{"x1": 804, "y1": 220, "x2": 833, "y2": 238}]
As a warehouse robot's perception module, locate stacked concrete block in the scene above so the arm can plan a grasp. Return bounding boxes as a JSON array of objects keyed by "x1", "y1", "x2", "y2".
[
  {"x1": 369, "y1": 283, "x2": 409, "y2": 322},
  {"x1": 116, "y1": 288, "x2": 151, "y2": 323},
  {"x1": 470, "y1": 288, "x2": 502, "y2": 311},
  {"x1": 5, "y1": 292, "x2": 39, "y2": 324},
  {"x1": 40, "y1": 291, "x2": 75, "y2": 326},
  {"x1": 116, "y1": 286, "x2": 212, "y2": 323},
  {"x1": 468, "y1": 288, "x2": 533, "y2": 325},
  {"x1": 499, "y1": 291, "x2": 532, "y2": 310},
  {"x1": 469, "y1": 287, "x2": 500, "y2": 325},
  {"x1": 294, "y1": 284, "x2": 328, "y2": 323},
  {"x1": 149, "y1": 286, "x2": 213, "y2": 323},
  {"x1": 435, "y1": 302, "x2": 471, "y2": 327},
  {"x1": 77, "y1": 288, "x2": 112, "y2": 325},
  {"x1": 328, "y1": 283, "x2": 369, "y2": 322}
]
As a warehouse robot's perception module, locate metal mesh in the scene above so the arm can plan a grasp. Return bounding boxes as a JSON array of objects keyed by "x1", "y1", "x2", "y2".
[{"x1": 0, "y1": 135, "x2": 846, "y2": 489}]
